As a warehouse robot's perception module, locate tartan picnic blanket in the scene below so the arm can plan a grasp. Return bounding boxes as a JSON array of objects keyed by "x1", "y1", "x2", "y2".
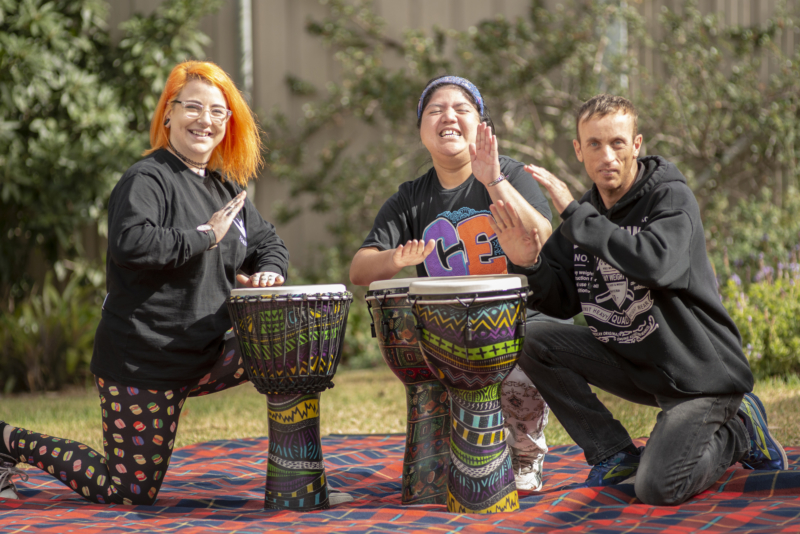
[{"x1": 1, "y1": 434, "x2": 799, "y2": 533}]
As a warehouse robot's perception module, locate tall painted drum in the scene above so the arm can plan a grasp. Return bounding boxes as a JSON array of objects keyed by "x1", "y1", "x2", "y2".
[
  {"x1": 366, "y1": 278, "x2": 450, "y2": 505},
  {"x1": 409, "y1": 275, "x2": 530, "y2": 514},
  {"x1": 226, "y1": 284, "x2": 352, "y2": 511}
]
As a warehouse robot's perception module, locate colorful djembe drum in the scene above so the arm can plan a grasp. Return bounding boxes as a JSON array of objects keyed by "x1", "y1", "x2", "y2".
[
  {"x1": 227, "y1": 284, "x2": 352, "y2": 511},
  {"x1": 409, "y1": 275, "x2": 529, "y2": 514},
  {"x1": 366, "y1": 278, "x2": 450, "y2": 505}
]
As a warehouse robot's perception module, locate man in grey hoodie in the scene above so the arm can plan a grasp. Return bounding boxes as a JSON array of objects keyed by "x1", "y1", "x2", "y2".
[{"x1": 488, "y1": 94, "x2": 787, "y2": 506}]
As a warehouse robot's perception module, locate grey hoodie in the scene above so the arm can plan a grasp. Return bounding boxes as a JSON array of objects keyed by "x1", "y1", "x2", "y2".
[{"x1": 513, "y1": 156, "x2": 753, "y2": 397}]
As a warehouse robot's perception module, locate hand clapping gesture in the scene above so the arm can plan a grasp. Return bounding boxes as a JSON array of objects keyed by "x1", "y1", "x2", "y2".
[
  {"x1": 489, "y1": 200, "x2": 544, "y2": 268},
  {"x1": 523, "y1": 164, "x2": 575, "y2": 215},
  {"x1": 470, "y1": 123, "x2": 501, "y2": 186},
  {"x1": 392, "y1": 239, "x2": 435, "y2": 269},
  {"x1": 206, "y1": 190, "x2": 247, "y2": 244}
]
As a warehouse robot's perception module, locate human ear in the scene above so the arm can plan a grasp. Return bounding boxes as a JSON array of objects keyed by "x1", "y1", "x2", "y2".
[{"x1": 573, "y1": 139, "x2": 584, "y2": 162}]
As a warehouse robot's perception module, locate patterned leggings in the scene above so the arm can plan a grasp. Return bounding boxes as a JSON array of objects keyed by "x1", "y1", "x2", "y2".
[{"x1": 6, "y1": 331, "x2": 248, "y2": 505}]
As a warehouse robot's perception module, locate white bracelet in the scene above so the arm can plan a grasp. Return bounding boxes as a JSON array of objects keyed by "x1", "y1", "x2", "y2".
[{"x1": 488, "y1": 173, "x2": 507, "y2": 187}]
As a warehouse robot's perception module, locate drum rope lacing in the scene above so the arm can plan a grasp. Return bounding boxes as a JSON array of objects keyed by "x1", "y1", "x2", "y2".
[{"x1": 227, "y1": 292, "x2": 352, "y2": 395}]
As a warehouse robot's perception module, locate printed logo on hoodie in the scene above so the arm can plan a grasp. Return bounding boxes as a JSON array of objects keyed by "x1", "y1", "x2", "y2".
[{"x1": 574, "y1": 226, "x2": 659, "y2": 344}]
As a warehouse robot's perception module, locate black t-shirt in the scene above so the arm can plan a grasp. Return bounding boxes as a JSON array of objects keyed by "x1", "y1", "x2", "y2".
[
  {"x1": 361, "y1": 155, "x2": 551, "y2": 277},
  {"x1": 91, "y1": 149, "x2": 289, "y2": 389}
]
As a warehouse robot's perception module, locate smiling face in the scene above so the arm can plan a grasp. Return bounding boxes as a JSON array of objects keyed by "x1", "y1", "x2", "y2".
[
  {"x1": 573, "y1": 111, "x2": 643, "y2": 208},
  {"x1": 165, "y1": 79, "x2": 227, "y2": 164},
  {"x1": 419, "y1": 86, "x2": 482, "y2": 165}
]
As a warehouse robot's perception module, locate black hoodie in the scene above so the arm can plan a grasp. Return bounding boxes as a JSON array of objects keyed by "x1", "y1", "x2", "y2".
[
  {"x1": 91, "y1": 150, "x2": 289, "y2": 389},
  {"x1": 514, "y1": 156, "x2": 753, "y2": 397}
]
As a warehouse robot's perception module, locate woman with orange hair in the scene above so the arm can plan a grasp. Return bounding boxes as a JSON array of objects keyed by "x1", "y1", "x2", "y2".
[{"x1": 0, "y1": 62, "x2": 334, "y2": 506}]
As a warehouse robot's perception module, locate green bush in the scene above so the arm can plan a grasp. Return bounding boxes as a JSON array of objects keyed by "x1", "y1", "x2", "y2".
[
  {"x1": 721, "y1": 276, "x2": 800, "y2": 380},
  {"x1": 0, "y1": 267, "x2": 104, "y2": 393}
]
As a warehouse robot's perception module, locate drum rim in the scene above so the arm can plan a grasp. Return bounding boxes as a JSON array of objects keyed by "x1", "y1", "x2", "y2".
[
  {"x1": 366, "y1": 277, "x2": 418, "y2": 292},
  {"x1": 230, "y1": 284, "x2": 348, "y2": 297},
  {"x1": 409, "y1": 287, "x2": 532, "y2": 306},
  {"x1": 408, "y1": 274, "x2": 528, "y2": 295},
  {"x1": 365, "y1": 286, "x2": 412, "y2": 301}
]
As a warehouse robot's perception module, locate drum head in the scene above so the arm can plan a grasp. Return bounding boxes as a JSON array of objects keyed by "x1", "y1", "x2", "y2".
[
  {"x1": 231, "y1": 284, "x2": 347, "y2": 297},
  {"x1": 408, "y1": 274, "x2": 527, "y2": 295},
  {"x1": 367, "y1": 277, "x2": 418, "y2": 293}
]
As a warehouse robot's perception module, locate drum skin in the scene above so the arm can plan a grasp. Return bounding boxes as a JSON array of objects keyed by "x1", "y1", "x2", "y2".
[
  {"x1": 227, "y1": 288, "x2": 352, "y2": 511},
  {"x1": 367, "y1": 286, "x2": 450, "y2": 505},
  {"x1": 411, "y1": 285, "x2": 526, "y2": 514}
]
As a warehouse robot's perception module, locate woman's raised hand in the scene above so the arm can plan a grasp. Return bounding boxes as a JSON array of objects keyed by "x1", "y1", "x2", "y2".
[
  {"x1": 207, "y1": 191, "x2": 247, "y2": 244},
  {"x1": 489, "y1": 200, "x2": 543, "y2": 268},
  {"x1": 470, "y1": 122, "x2": 501, "y2": 187},
  {"x1": 392, "y1": 239, "x2": 436, "y2": 269}
]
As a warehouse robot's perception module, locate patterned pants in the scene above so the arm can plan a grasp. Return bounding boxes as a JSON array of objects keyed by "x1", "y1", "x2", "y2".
[
  {"x1": 501, "y1": 364, "x2": 549, "y2": 466},
  {"x1": 6, "y1": 331, "x2": 247, "y2": 505}
]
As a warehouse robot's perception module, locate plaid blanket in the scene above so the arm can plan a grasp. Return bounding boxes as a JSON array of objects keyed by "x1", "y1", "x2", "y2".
[{"x1": 1, "y1": 434, "x2": 798, "y2": 533}]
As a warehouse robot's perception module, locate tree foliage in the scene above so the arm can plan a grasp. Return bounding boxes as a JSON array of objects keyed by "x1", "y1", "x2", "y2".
[
  {"x1": 0, "y1": 0, "x2": 223, "y2": 306},
  {"x1": 261, "y1": 0, "x2": 800, "y2": 367}
]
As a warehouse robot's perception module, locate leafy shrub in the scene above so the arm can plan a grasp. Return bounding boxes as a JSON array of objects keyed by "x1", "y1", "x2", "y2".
[
  {"x1": 0, "y1": 267, "x2": 104, "y2": 393},
  {"x1": 721, "y1": 275, "x2": 800, "y2": 380},
  {"x1": 706, "y1": 187, "x2": 800, "y2": 282}
]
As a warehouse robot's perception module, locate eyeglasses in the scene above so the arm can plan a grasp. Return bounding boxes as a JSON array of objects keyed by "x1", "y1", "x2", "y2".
[{"x1": 172, "y1": 100, "x2": 232, "y2": 124}]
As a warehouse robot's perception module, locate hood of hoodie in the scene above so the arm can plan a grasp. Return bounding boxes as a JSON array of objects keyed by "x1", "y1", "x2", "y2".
[{"x1": 581, "y1": 156, "x2": 687, "y2": 219}]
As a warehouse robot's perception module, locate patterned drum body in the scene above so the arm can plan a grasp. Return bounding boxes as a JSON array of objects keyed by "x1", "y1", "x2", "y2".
[
  {"x1": 227, "y1": 285, "x2": 352, "y2": 511},
  {"x1": 366, "y1": 281, "x2": 449, "y2": 505},
  {"x1": 410, "y1": 275, "x2": 528, "y2": 514}
]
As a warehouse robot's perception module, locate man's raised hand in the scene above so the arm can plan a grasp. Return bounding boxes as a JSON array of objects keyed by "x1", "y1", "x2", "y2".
[{"x1": 524, "y1": 164, "x2": 575, "y2": 215}]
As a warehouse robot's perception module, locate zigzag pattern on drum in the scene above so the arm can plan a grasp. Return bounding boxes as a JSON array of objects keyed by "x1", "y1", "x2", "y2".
[
  {"x1": 267, "y1": 398, "x2": 320, "y2": 424},
  {"x1": 433, "y1": 364, "x2": 511, "y2": 390},
  {"x1": 447, "y1": 486, "x2": 520, "y2": 514},
  {"x1": 414, "y1": 304, "x2": 522, "y2": 342}
]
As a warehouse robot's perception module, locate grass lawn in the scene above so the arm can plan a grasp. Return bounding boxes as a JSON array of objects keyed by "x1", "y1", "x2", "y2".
[{"x1": 1, "y1": 367, "x2": 799, "y2": 456}]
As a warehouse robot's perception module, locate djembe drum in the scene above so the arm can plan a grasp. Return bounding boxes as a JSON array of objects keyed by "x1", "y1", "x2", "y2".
[
  {"x1": 366, "y1": 278, "x2": 450, "y2": 505},
  {"x1": 227, "y1": 284, "x2": 352, "y2": 511},
  {"x1": 409, "y1": 275, "x2": 529, "y2": 514}
]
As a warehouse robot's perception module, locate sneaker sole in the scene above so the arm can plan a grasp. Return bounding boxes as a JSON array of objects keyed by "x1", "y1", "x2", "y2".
[
  {"x1": 743, "y1": 393, "x2": 788, "y2": 470},
  {"x1": 0, "y1": 485, "x2": 19, "y2": 500}
]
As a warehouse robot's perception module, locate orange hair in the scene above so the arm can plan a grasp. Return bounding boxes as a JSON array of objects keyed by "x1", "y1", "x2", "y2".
[{"x1": 145, "y1": 61, "x2": 263, "y2": 186}]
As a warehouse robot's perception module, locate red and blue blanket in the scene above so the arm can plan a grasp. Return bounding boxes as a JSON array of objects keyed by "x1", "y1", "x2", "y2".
[{"x1": 1, "y1": 435, "x2": 798, "y2": 533}]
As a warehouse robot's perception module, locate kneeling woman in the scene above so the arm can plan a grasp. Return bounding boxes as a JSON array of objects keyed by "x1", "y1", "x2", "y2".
[
  {"x1": 350, "y1": 75, "x2": 572, "y2": 491},
  {"x1": 0, "y1": 61, "x2": 289, "y2": 505}
]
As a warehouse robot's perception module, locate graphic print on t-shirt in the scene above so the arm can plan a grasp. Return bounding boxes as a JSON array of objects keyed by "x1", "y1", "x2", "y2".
[
  {"x1": 422, "y1": 207, "x2": 508, "y2": 277},
  {"x1": 573, "y1": 226, "x2": 659, "y2": 344}
]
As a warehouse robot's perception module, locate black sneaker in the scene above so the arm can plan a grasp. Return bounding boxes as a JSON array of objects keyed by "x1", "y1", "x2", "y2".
[
  {"x1": 0, "y1": 453, "x2": 27, "y2": 500},
  {"x1": 738, "y1": 392, "x2": 788, "y2": 470},
  {"x1": 585, "y1": 446, "x2": 643, "y2": 487}
]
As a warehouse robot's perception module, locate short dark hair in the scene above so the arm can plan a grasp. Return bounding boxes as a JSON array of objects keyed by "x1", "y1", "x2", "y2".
[
  {"x1": 575, "y1": 94, "x2": 638, "y2": 143},
  {"x1": 416, "y1": 75, "x2": 494, "y2": 133}
]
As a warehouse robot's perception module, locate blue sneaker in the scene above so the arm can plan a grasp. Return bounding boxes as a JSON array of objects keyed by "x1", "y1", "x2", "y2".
[
  {"x1": 738, "y1": 392, "x2": 788, "y2": 470},
  {"x1": 585, "y1": 446, "x2": 643, "y2": 487}
]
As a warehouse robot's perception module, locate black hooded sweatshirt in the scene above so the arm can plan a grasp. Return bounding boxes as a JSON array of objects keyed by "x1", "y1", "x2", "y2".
[
  {"x1": 513, "y1": 156, "x2": 753, "y2": 397},
  {"x1": 91, "y1": 150, "x2": 289, "y2": 389}
]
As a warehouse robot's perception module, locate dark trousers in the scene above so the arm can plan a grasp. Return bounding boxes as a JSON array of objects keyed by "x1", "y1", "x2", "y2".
[{"x1": 518, "y1": 322, "x2": 750, "y2": 505}]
